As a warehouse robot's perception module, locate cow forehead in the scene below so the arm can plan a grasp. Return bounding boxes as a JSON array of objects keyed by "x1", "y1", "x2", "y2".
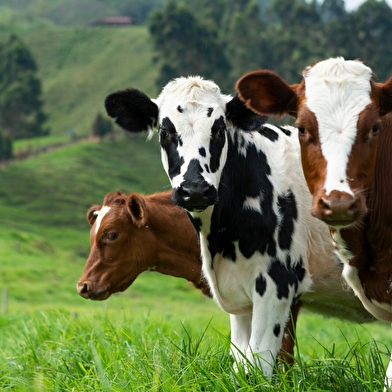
[
  {"x1": 156, "y1": 76, "x2": 229, "y2": 130},
  {"x1": 94, "y1": 206, "x2": 111, "y2": 234},
  {"x1": 303, "y1": 58, "x2": 373, "y2": 195}
]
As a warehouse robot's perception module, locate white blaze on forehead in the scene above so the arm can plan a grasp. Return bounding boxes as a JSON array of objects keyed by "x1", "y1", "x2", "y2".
[
  {"x1": 94, "y1": 206, "x2": 111, "y2": 234},
  {"x1": 304, "y1": 58, "x2": 372, "y2": 195}
]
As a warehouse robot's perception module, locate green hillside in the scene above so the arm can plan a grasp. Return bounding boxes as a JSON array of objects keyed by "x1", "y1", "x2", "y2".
[{"x1": 1, "y1": 11, "x2": 159, "y2": 143}]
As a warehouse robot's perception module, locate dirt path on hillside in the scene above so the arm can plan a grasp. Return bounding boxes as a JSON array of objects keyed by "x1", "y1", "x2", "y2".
[{"x1": 0, "y1": 135, "x2": 101, "y2": 169}]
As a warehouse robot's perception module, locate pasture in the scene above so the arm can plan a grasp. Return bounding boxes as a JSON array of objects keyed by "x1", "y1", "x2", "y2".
[
  {"x1": 1, "y1": 4, "x2": 391, "y2": 390},
  {"x1": 0, "y1": 133, "x2": 391, "y2": 391}
]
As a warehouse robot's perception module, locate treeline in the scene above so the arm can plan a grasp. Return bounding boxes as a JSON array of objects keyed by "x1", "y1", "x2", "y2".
[
  {"x1": 0, "y1": 34, "x2": 49, "y2": 161},
  {"x1": 148, "y1": 0, "x2": 392, "y2": 92}
]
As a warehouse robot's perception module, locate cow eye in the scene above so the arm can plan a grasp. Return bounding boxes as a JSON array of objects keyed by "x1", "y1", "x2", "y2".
[
  {"x1": 159, "y1": 127, "x2": 168, "y2": 139},
  {"x1": 295, "y1": 124, "x2": 306, "y2": 136},
  {"x1": 106, "y1": 232, "x2": 118, "y2": 241},
  {"x1": 217, "y1": 127, "x2": 225, "y2": 137},
  {"x1": 371, "y1": 124, "x2": 380, "y2": 135}
]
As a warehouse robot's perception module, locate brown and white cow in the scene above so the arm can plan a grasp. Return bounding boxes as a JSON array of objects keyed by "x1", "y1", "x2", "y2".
[
  {"x1": 77, "y1": 190, "x2": 374, "y2": 367},
  {"x1": 236, "y1": 57, "x2": 392, "y2": 387}
]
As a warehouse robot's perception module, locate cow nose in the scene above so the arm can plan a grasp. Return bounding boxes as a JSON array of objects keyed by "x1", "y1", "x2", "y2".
[
  {"x1": 313, "y1": 191, "x2": 362, "y2": 227},
  {"x1": 172, "y1": 183, "x2": 217, "y2": 211},
  {"x1": 77, "y1": 281, "x2": 90, "y2": 298}
]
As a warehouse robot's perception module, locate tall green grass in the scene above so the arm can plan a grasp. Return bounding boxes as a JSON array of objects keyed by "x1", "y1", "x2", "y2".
[{"x1": 0, "y1": 310, "x2": 390, "y2": 391}]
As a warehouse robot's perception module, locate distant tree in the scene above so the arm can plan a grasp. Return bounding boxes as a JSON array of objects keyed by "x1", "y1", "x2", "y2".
[
  {"x1": 347, "y1": 0, "x2": 392, "y2": 80},
  {"x1": 0, "y1": 34, "x2": 49, "y2": 140},
  {"x1": 0, "y1": 132, "x2": 13, "y2": 162},
  {"x1": 92, "y1": 113, "x2": 113, "y2": 140},
  {"x1": 148, "y1": 0, "x2": 231, "y2": 90},
  {"x1": 224, "y1": 0, "x2": 264, "y2": 80}
]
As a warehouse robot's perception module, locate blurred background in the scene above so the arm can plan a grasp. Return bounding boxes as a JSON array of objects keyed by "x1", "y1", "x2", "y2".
[{"x1": 0, "y1": 1, "x2": 391, "y2": 388}]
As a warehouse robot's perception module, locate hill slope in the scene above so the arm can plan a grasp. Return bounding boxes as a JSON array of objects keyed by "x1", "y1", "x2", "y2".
[{"x1": 1, "y1": 21, "x2": 158, "y2": 141}]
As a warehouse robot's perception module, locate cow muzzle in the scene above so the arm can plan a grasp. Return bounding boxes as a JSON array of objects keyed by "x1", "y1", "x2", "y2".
[
  {"x1": 311, "y1": 190, "x2": 367, "y2": 228},
  {"x1": 77, "y1": 280, "x2": 110, "y2": 300},
  {"x1": 172, "y1": 183, "x2": 217, "y2": 212}
]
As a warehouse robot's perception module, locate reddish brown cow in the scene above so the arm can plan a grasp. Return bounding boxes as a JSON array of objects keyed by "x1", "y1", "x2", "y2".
[
  {"x1": 77, "y1": 190, "x2": 374, "y2": 366},
  {"x1": 236, "y1": 57, "x2": 392, "y2": 387}
]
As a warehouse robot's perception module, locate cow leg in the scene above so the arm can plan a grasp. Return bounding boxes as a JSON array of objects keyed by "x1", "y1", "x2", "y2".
[
  {"x1": 229, "y1": 313, "x2": 252, "y2": 371},
  {"x1": 279, "y1": 300, "x2": 302, "y2": 365},
  {"x1": 246, "y1": 293, "x2": 293, "y2": 375}
]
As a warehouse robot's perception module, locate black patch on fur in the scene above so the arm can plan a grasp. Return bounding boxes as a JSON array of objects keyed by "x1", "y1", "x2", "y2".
[
  {"x1": 277, "y1": 190, "x2": 298, "y2": 250},
  {"x1": 207, "y1": 107, "x2": 213, "y2": 117},
  {"x1": 255, "y1": 273, "x2": 267, "y2": 296},
  {"x1": 199, "y1": 147, "x2": 206, "y2": 157},
  {"x1": 209, "y1": 116, "x2": 226, "y2": 173},
  {"x1": 187, "y1": 212, "x2": 202, "y2": 233},
  {"x1": 105, "y1": 89, "x2": 158, "y2": 133},
  {"x1": 226, "y1": 95, "x2": 268, "y2": 131},
  {"x1": 207, "y1": 132, "x2": 277, "y2": 261},
  {"x1": 204, "y1": 164, "x2": 210, "y2": 173},
  {"x1": 160, "y1": 117, "x2": 184, "y2": 179},
  {"x1": 177, "y1": 105, "x2": 184, "y2": 113},
  {"x1": 278, "y1": 126, "x2": 292, "y2": 137},
  {"x1": 268, "y1": 257, "x2": 306, "y2": 299},
  {"x1": 258, "y1": 126, "x2": 279, "y2": 142},
  {"x1": 273, "y1": 324, "x2": 281, "y2": 337},
  {"x1": 183, "y1": 159, "x2": 205, "y2": 184}
]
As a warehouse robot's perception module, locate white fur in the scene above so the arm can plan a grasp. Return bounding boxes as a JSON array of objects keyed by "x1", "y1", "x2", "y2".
[
  {"x1": 304, "y1": 57, "x2": 372, "y2": 196},
  {"x1": 94, "y1": 206, "x2": 111, "y2": 234}
]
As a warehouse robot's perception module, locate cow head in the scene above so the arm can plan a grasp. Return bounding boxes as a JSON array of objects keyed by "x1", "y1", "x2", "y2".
[
  {"x1": 77, "y1": 192, "x2": 153, "y2": 300},
  {"x1": 236, "y1": 58, "x2": 392, "y2": 228},
  {"x1": 105, "y1": 76, "x2": 266, "y2": 213}
]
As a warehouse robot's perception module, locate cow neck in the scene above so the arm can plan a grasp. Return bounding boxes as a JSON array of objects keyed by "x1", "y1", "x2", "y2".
[{"x1": 145, "y1": 193, "x2": 206, "y2": 293}]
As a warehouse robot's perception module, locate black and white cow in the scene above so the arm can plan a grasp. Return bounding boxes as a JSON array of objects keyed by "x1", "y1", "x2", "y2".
[{"x1": 103, "y1": 77, "x2": 352, "y2": 374}]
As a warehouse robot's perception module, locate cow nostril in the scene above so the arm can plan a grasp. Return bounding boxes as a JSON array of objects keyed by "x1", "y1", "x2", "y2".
[
  {"x1": 77, "y1": 281, "x2": 90, "y2": 297},
  {"x1": 319, "y1": 197, "x2": 332, "y2": 214}
]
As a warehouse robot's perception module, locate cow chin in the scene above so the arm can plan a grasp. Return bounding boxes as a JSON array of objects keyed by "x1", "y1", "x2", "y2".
[{"x1": 171, "y1": 185, "x2": 217, "y2": 212}]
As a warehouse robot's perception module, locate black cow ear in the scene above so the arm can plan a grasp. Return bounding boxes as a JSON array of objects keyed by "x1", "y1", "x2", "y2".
[
  {"x1": 104, "y1": 88, "x2": 159, "y2": 133},
  {"x1": 226, "y1": 95, "x2": 268, "y2": 132}
]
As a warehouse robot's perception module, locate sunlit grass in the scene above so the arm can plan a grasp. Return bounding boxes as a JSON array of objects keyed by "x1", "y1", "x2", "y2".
[{"x1": 0, "y1": 310, "x2": 390, "y2": 391}]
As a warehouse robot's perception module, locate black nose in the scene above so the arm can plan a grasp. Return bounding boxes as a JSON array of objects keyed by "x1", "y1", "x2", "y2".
[{"x1": 172, "y1": 183, "x2": 217, "y2": 211}]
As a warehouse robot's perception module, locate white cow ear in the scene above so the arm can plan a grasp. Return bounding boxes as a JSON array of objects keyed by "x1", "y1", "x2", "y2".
[
  {"x1": 87, "y1": 205, "x2": 101, "y2": 225},
  {"x1": 127, "y1": 193, "x2": 147, "y2": 228}
]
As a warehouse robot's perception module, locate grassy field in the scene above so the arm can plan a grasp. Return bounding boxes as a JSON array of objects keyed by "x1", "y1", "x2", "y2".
[
  {"x1": 0, "y1": 135, "x2": 391, "y2": 391},
  {"x1": 0, "y1": 3, "x2": 391, "y2": 390}
]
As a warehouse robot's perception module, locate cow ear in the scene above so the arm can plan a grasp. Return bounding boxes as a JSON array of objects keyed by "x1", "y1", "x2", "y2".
[
  {"x1": 87, "y1": 205, "x2": 101, "y2": 225},
  {"x1": 226, "y1": 95, "x2": 268, "y2": 131},
  {"x1": 104, "y1": 88, "x2": 159, "y2": 133},
  {"x1": 379, "y1": 75, "x2": 392, "y2": 116},
  {"x1": 126, "y1": 193, "x2": 147, "y2": 228},
  {"x1": 236, "y1": 70, "x2": 299, "y2": 117}
]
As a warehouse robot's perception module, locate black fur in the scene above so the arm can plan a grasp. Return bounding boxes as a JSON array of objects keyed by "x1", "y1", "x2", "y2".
[
  {"x1": 226, "y1": 95, "x2": 268, "y2": 131},
  {"x1": 104, "y1": 89, "x2": 158, "y2": 133}
]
